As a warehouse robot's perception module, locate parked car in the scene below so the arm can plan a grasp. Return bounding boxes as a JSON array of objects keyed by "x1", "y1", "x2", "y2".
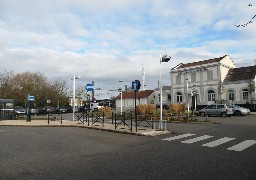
[
  {"x1": 199, "y1": 104, "x2": 233, "y2": 117},
  {"x1": 40, "y1": 106, "x2": 56, "y2": 114},
  {"x1": 57, "y1": 106, "x2": 68, "y2": 113},
  {"x1": 30, "y1": 108, "x2": 40, "y2": 115},
  {"x1": 228, "y1": 104, "x2": 250, "y2": 116},
  {"x1": 79, "y1": 105, "x2": 89, "y2": 112},
  {"x1": 66, "y1": 106, "x2": 73, "y2": 113},
  {"x1": 26, "y1": 108, "x2": 40, "y2": 115},
  {"x1": 13, "y1": 106, "x2": 26, "y2": 115}
]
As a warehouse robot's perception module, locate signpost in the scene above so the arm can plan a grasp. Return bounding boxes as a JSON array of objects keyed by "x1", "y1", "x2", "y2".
[
  {"x1": 85, "y1": 83, "x2": 95, "y2": 111},
  {"x1": 85, "y1": 83, "x2": 94, "y2": 92},
  {"x1": 27, "y1": 95, "x2": 35, "y2": 122},
  {"x1": 132, "y1": 80, "x2": 141, "y2": 132}
]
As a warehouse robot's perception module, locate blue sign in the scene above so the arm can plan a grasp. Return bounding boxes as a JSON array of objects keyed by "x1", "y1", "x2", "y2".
[
  {"x1": 27, "y1": 95, "x2": 35, "y2": 102},
  {"x1": 132, "y1": 80, "x2": 140, "y2": 91},
  {"x1": 85, "y1": 83, "x2": 94, "y2": 91}
]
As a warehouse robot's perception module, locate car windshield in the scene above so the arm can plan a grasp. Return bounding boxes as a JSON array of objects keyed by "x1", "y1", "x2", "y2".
[{"x1": 14, "y1": 106, "x2": 25, "y2": 110}]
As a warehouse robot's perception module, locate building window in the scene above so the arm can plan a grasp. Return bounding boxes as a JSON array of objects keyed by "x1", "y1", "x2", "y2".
[
  {"x1": 167, "y1": 94, "x2": 171, "y2": 101},
  {"x1": 242, "y1": 89, "x2": 249, "y2": 101},
  {"x1": 208, "y1": 90, "x2": 215, "y2": 101},
  {"x1": 191, "y1": 73, "x2": 196, "y2": 82},
  {"x1": 228, "y1": 90, "x2": 234, "y2": 101},
  {"x1": 177, "y1": 92, "x2": 182, "y2": 103},
  {"x1": 207, "y1": 70, "x2": 213, "y2": 81},
  {"x1": 158, "y1": 93, "x2": 160, "y2": 103},
  {"x1": 176, "y1": 75, "x2": 181, "y2": 85}
]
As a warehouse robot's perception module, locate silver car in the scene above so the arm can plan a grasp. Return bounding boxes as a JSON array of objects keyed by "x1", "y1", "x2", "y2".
[
  {"x1": 199, "y1": 104, "x2": 233, "y2": 117},
  {"x1": 228, "y1": 104, "x2": 250, "y2": 116}
]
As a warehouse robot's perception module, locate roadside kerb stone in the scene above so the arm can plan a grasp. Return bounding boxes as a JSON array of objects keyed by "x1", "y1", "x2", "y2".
[{"x1": 0, "y1": 120, "x2": 170, "y2": 136}]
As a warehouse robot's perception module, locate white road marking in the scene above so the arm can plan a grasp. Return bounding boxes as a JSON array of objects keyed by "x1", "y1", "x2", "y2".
[
  {"x1": 227, "y1": 140, "x2": 256, "y2": 152},
  {"x1": 202, "y1": 137, "x2": 235, "y2": 147},
  {"x1": 181, "y1": 135, "x2": 214, "y2": 144},
  {"x1": 162, "y1": 133, "x2": 195, "y2": 141}
]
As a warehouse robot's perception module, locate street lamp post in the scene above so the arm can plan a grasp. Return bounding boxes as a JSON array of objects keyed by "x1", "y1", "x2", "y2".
[
  {"x1": 186, "y1": 78, "x2": 190, "y2": 121},
  {"x1": 72, "y1": 74, "x2": 81, "y2": 121},
  {"x1": 159, "y1": 54, "x2": 171, "y2": 130},
  {"x1": 118, "y1": 80, "x2": 123, "y2": 115}
]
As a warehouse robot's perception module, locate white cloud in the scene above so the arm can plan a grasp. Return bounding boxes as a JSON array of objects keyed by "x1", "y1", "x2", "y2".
[{"x1": 0, "y1": 0, "x2": 256, "y2": 98}]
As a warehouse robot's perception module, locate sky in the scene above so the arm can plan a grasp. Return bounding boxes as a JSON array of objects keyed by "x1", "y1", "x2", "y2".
[{"x1": 0, "y1": 0, "x2": 256, "y2": 99}]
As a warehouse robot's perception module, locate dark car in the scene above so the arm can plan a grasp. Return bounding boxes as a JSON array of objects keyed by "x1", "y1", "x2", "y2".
[
  {"x1": 66, "y1": 106, "x2": 73, "y2": 113},
  {"x1": 57, "y1": 106, "x2": 68, "y2": 113},
  {"x1": 40, "y1": 106, "x2": 56, "y2": 114},
  {"x1": 79, "y1": 105, "x2": 89, "y2": 112}
]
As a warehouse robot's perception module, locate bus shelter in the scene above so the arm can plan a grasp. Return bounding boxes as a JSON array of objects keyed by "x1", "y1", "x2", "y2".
[{"x1": 0, "y1": 99, "x2": 14, "y2": 120}]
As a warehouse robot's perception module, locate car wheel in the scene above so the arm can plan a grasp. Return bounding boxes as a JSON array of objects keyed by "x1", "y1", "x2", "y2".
[
  {"x1": 221, "y1": 112, "x2": 226, "y2": 118},
  {"x1": 234, "y1": 111, "x2": 241, "y2": 116},
  {"x1": 200, "y1": 112, "x2": 205, "y2": 117}
]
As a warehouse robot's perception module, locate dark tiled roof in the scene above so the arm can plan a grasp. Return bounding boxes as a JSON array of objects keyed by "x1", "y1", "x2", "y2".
[
  {"x1": 224, "y1": 65, "x2": 256, "y2": 82},
  {"x1": 116, "y1": 90, "x2": 154, "y2": 99},
  {"x1": 176, "y1": 55, "x2": 228, "y2": 69}
]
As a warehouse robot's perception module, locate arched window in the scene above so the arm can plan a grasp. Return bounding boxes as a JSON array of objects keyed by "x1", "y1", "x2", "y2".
[
  {"x1": 167, "y1": 94, "x2": 171, "y2": 101},
  {"x1": 177, "y1": 92, "x2": 182, "y2": 103},
  {"x1": 228, "y1": 90, "x2": 234, "y2": 101},
  {"x1": 242, "y1": 89, "x2": 249, "y2": 101},
  {"x1": 208, "y1": 90, "x2": 215, "y2": 101}
]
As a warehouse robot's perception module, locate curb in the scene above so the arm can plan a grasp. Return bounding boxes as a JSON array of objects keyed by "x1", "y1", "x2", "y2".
[{"x1": 0, "y1": 123, "x2": 169, "y2": 136}]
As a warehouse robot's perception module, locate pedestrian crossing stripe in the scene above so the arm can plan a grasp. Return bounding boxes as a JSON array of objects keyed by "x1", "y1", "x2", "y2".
[
  {"x1": 162, "y1": 134, "x2": 256, "y2": 152},
  {"x1": 181, "y1": 135, "x2": 213, "y2": 144},
  {"x1": 227, "y1": 140, "x2": 256, "y2": 152},
  {"x1": 202, "y1": 137, "x2": 235, "y2": 147},
  {"x1": 162, "y1": 133, "x2": 195, "y2": 141}
]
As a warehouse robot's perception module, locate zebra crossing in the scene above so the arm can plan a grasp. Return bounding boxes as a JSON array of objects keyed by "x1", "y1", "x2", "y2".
[{"x1": 162, "y1": 133, "x2": 256, "y2": 152}]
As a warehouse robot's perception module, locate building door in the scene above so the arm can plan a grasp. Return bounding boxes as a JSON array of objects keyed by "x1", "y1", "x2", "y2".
[
  {"x1": 191, "y1": 95, "x2": 197, "y2": 110},
  {"x1": 207, "y1": 90, "x2": 216, "y2": 105}
]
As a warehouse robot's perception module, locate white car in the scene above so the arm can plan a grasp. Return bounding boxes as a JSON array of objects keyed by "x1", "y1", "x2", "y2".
[
  {"x1": 199, "y1": 104, "x2": 233, "y2": 117},
  {"x1": 228, "y1": 104, "x2": 250, "y2": 116}
]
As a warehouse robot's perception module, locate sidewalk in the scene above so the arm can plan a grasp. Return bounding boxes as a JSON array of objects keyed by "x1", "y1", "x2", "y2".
[{"x1": 0, "y1": 119, "x2": 170, "y2": 137}]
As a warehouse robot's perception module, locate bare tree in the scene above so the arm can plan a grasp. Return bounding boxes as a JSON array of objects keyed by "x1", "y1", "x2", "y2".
[
  {"x1": 248, "y1": 80, "x2": 255, "y2": 107},
  {"x1": 49, "y1": 78, "x2": 69, "y2": 107},
  {"x1": 0, "y1": 70, "x2": 14, "y2": 98},
  {"x1": 218, "y1": 82, "x2": 225, "y2": 103},
  {"x1": 1, "y1": 71, "x2": 69, "y2": 107}
]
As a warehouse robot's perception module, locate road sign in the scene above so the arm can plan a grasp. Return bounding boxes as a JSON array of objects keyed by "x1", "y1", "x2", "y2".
[
  {"x1": 132, "y1": 80, "x2": 141, "y2": 91},
  {"x1": 27, "y1": 95, "x2": 35, "y2": 102},
  {"x1": 85, "y1": 83, "x2": 94, "y2": 91}
]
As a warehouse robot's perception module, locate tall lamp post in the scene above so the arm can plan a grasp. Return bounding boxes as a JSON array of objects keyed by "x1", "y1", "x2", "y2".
[
  {"x1": 159, "y1": 54, "x2": 171, "y2": 130},
  {"x1": 72, "y1": 74, "x2": 81, "y2": 121},
  {"x1": 118, "y1": 80, "x2": 123, "y2": 115},
  {"x1": 186, "y1": 78, "x2": 190, "y2": 121}
]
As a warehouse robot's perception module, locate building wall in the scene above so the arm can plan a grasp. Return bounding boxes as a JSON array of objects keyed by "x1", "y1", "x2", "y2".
[
  {"x1": 170, "y1": 56, "x2": 236, "y2": 107},
  {"x1": 153, "y1": 88, "x2": 171, "y2": 106},
  {"x1": 224, "y1": 81, "x2": 255, "y2": 105},
  {"x1": 116, "y1": 96, "x2": 154, "y2": 113},
  {"x1": 171, "y1": 65, "x2": 221, "y2": 106}
]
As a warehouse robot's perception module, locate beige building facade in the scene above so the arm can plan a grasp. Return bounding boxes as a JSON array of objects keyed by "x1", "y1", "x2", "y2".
[{"x1": 170, "y1": 55, "x2": 256, "y2": 109}]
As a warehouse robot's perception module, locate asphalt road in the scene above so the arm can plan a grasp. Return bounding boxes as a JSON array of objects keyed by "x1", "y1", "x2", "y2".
[{"x1": 0, "y1": 115, "x2": 256, "y2": 180}]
